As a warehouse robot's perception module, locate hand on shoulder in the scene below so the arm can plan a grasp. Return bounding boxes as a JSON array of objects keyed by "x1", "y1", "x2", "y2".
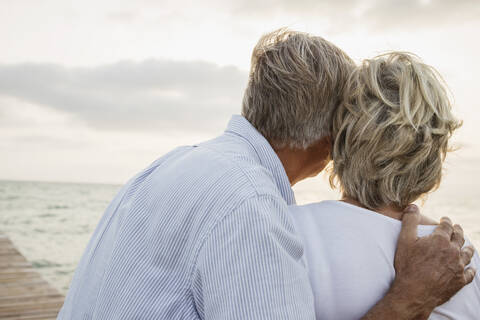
[{"x1": 393, "y1": 205, "x2": 476, "y2": 317}]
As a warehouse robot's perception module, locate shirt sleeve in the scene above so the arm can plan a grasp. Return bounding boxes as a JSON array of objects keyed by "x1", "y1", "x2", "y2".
[{"x1": 191, "y1": 195, "x2": 315, "y2": 320}]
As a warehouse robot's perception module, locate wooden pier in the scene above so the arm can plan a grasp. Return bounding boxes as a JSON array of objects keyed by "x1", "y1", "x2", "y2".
[{"x1": 0, "y1": 234, "x2": 64, "y2": 320}]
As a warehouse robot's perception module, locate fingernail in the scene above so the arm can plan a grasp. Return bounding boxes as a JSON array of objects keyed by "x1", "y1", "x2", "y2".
[{"x1": 405, "y1": 204, "x2": 417, "y2": 213}]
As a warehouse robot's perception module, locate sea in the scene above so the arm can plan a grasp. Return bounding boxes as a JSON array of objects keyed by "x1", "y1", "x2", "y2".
[{"x1": 1, "y1": 157, "x2": 479, "y2": 294}]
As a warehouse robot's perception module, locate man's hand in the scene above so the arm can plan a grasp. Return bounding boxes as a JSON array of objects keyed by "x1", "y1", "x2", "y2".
[
  {"x1": 392, "y1": 204, "x2": 476, "y2": 316},
  {"x1": 362, "y1": 204, "x2": 476, "y2": 320}
]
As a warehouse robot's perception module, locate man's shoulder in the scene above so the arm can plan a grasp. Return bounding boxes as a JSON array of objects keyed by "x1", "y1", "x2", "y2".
[
  {"x1": 144, "y1": 143, "x2": 292, "y2": 247},
  {"x1": 126, "y1": 142, "x2": 283, "y2": 220},
  {"x1": 164, "y1": 141, "x2": 282, "y2": 199}
]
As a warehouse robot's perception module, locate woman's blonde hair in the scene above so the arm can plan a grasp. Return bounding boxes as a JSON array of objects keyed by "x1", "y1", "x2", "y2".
[{"x1": 330, "y1": 52, "x2": 462, "y2": 210}]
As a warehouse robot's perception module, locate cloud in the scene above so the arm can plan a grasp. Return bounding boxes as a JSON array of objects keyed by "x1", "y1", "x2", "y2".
[
  {"x1": 0, "y1": 60, "x2": 248, "y2": 134},
  {"x1": 229, "y1": 0, "x2": 480, "y2": 31},
  {"x1": 362, "y1": 0, "x2": 480, "y2": 29},
  {"x1": 106, "y1": 11, "x2": 138, "y2": 23}
]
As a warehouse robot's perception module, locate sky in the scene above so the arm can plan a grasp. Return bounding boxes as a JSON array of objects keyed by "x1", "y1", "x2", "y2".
[{"x1": 1, "y1": 0, "x2": 480, "y2": 184}]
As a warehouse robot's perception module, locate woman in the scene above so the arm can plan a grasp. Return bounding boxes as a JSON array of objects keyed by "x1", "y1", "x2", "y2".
[{"x1": 290, "y1": 52, "x2": 480, "y2": 319}]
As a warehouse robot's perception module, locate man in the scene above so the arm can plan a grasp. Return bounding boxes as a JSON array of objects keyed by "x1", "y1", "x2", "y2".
[{"x1": 59, "y1": 29, "x2": 475, "y2": 319}]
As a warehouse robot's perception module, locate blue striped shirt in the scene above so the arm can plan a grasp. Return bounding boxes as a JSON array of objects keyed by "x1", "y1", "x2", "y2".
[{"x1": 58, "y1": 115, "x2": 315, "y2": 319}]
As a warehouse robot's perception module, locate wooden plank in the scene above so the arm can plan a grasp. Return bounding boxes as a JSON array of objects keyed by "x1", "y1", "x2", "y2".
[
  {"x1": 0, "y1": 272, "x2": 42, "y2": 283},
  {"x1": 0, "y1": 284, "x2": 59, "y2": 297},
  {"x1": 0, "y1": 255, "x2": 29, "y2": 264},
  {"x1": 0, "y1": 299, "x2": 64, "y2": 313},
  {"x1": 0, "y1": 311, "x2": 59, "y2": 320},
  {"x1": 0, "y1": 268, "x2": 34, "y2": 274},
  {"x1": 0, "y1": 278, "x2": 51, "y2": 288},
  {"x1": 0, "y1": 248, "x2": 20, "y2": 255},
  {"x1": 0, "y1": 308, "x2": 61, "y2": 320},
  {"x1": 0, "y1": 234, "x2": 64, "y2": 320},
  {"x1": 0, "y1": 263, "x2": 32, "y2": 269},
  {"x1": 0, "y1": 293, "x2": 64, "y2": 306}
]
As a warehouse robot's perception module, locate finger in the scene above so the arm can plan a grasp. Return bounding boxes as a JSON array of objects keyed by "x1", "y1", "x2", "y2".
[
  {"x1": 399, "y1": 204, "x2": 420, "y2": 246},
  {"x1": 460, "y1": 246, "x2": 475, "y2": 266},
  {"x1": 433, "y1": 216, "x2": 454, "y2": 238},
  {"x1": 464, "y1": 267, "x2": 476, "y2": 285},
  {"x1": 451, "y1": 224, "x2": 465, "y2": 249}
]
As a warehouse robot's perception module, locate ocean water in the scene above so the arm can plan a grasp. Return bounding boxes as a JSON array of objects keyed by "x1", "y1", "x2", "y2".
[
  {"x1": 1, "y1": 157, "x2": 479, "y2": 294},
  {"x1": 0, "y1": 180, "x2": 120, "y2": 293}
]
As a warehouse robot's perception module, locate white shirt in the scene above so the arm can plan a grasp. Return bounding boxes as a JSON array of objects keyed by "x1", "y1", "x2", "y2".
[{"x1": 290, "y1": 200, "x2": 480, "y2": 320}]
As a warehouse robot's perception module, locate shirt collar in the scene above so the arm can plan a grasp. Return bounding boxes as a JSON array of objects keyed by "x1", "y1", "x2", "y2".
[{"x1": 225, "y1": 115, "x2": 296, "y2": 205}]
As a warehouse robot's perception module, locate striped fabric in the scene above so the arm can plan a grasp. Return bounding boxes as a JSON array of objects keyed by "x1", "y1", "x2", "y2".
[{"x1": 58, "y1": 115, "x2": 315, "y2": 319}]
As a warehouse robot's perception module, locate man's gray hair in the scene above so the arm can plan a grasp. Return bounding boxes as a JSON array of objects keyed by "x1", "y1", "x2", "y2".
[{"x1": 242, "y1": 28, "x2": 355, "y2": 149}]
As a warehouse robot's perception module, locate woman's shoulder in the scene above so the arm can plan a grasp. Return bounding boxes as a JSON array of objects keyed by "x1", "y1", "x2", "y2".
[
  {"x1": 289, "y1": 200, "x2": 335, "y2": 213},
  {"x1": 289, "y1": 200, "x2": 351, "y2": 223},
  {"x1": 419, "y1": 214, "x2": 438, "y2": 226},
  {"x1": 289, "y1": 200, "x2": 398, "y2": 237}
]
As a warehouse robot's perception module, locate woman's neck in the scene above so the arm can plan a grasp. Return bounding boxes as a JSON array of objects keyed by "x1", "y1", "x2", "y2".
[{"x1": 341, "y1": 196, "x2": 438, "y2": 225}]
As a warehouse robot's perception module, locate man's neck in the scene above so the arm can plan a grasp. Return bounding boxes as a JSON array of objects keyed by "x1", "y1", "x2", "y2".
[{"x1": 271, "y1": 137, "x2": 331, "y2": 186}]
